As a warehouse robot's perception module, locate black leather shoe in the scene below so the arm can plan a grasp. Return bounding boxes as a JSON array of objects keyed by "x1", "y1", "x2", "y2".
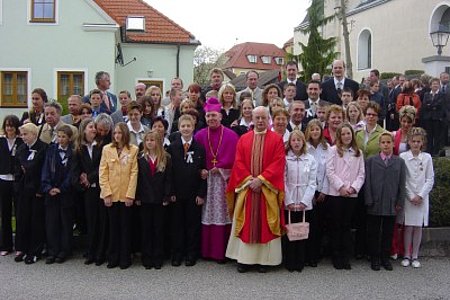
[
  {"x1": 55, "y1": 256, "x2": 66, "y2": 264},
  {"x1": 307, "y1": 261, "x2": 318, "y2": 268},
  {"x1": 84, "y1": 258, "x2": 95, "y2": 265},
  {"x1": 185, "y1": 259, "x2": 196, "y2": 267},
  {"x1": 257, "y1": 265, "x2": 267, "y2": 273},
  {"x1": 171, "y1": 258, "x2": 182, "y2": 267},
  {"x1": 154, "y1": 263, "x2": 162, "y2": 270},
  {"x1": 107, "y1": 262, "x2": 118, "y2": 269},
  {"x1": 371, "y1": 259, "x2": 381, "y2": 271},
  {"x1": 342, "y1": 259, "x2": 351, "y2": 270},
  {"x1": 237, "y1": 263, "x2": 248, "y2": 273},
  {"x1": 25, "y1": 255, "x2": 38, "y2": 265},
  {"x1": 46, "y1": 256, "x2": 56, "y2": 264},
  {"x1": 120, "y1": 263, "x2": 131, "y2": 270},
  {"x1": 14, "y1": 253, "x2": 25, "y2": 263},
  {"x1": 332, "y1": 257, "x2": 343, "y2": 270},
  {"x1": 381, "y1": 260, "x2": 393, "y2": 271}
]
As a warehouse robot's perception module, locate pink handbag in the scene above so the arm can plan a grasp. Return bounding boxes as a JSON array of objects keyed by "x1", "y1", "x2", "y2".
[{"x1": 286, "y1": 210, "x2": 309, "y2": 241}]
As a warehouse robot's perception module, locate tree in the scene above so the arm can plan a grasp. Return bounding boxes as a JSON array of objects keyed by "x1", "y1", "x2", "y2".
[
  {"x1": 337, "y1": 0, "x2": 353, "y2": 79},
  {"x1": 193, "y1": 46, "x2": 225, "y2": 86},
  {"x1": 297, "y1": 0, "x2": 338, "y2": 82}
]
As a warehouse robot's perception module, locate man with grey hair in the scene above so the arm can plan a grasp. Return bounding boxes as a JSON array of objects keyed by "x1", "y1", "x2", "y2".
[
  {"x1": 39, "y1": 102, "x2": 78, "y2": 144},
  {"x1": 134, "y1": 83, "x2": 146, "y2": 103},
  {"x1": 61, "y1": 95, "x2": 82, "y2": 125},
  {"x1": 226, "y1": 106, "x2": 286, "y2": 273},
  {"x1": 236, "y1": 70, "x2": 263, "y2": 107},
  {"x1": 83, "y1": 71, "x2": 117, "y2": 114}
]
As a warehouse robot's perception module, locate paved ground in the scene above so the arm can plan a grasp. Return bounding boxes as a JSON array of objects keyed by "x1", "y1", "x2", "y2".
[{"x1": 0, "y1": 255, "x2": 449, "y2": 299}]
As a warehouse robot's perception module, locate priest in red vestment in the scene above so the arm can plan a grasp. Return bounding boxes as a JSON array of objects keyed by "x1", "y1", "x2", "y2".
[{"x1": 225, "y1": 106, "x2": 286, "y2": 273}]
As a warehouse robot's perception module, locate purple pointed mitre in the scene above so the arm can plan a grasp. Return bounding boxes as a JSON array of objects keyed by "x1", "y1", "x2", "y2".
[{"x1": 204, "y1": 97, "x2": 221, "y2": 113}]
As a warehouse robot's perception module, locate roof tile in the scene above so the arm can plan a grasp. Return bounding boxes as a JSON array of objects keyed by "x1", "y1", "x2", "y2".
[
  {"x1": 222, "y1": 42, "x2": 286, "y2": 71},
  {"x1": 93, "y1": 0, "x2": 198, "y2": 44}
]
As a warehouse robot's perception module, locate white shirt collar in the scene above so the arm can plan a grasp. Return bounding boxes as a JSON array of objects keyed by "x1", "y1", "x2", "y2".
[
  {"x1": 181, "y1": 136, "x2": 192, "y2": 145},
  {"x1": 334, "y1": 77, "x2": 345, "y2": 88},
  {"x1": 127, "y1": 121, "x2": 144, "y2": 134}
]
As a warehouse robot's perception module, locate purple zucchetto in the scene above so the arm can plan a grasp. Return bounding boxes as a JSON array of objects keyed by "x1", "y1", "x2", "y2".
[{"x1": 204, "y1": 97, "x2": 222, "y2": 113}]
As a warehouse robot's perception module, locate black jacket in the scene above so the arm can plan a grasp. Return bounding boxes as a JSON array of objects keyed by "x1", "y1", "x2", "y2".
[
  {"x1": 320, "y1": 77, "x2": 360, "y2": 105},
  {"x1": 71, "y1": 143, "x2": 102, "y2": 191},
  {"x1": 279, "y1": 80, "x2": 308, "y2": 101},
  {"x1": 136, "y1": 152, "x2": 172, "y2": 204},
  {"x1": 167, "y1": 137, "x2": 207, "y2": 199},
  {"x1": 420, "y1": 92, "x2": 447, "y2": 122},
  {"x1": 14, "y1": 139, "x2": 48, "y2": 195},
  {"x1": 0, "y1": 137, "x2": 23, "y2": 175}
]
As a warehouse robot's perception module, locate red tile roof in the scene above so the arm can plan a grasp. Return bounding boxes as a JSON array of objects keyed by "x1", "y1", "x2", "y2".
[
  {"x1": 222, "y1": 42, "x2": 286, "y2": 71},
  {"x1": 93, "y1": 0, "x2": 199, "y2": 45}
]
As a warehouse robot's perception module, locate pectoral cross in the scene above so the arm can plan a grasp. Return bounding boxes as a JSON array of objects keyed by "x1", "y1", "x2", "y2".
[{"x1": 211, "y1": 158, "x2": 218, "y2": 166}]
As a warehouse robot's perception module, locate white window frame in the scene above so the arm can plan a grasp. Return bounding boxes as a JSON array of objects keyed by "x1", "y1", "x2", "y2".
[
  {"x1": 247, "y1": 55, "x2": 257, "y2": 63},
  {"x1": 275, "y1": 57, "x2": 284, "y2": 65},
  {"x1": 357, "y1": 28, "x2": 372, "y2": 70},
  {"x1": 261, "y1": 56, "x2": 271, "y2": 64}
]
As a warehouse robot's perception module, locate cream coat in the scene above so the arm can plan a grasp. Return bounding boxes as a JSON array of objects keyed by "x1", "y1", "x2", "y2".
[
  {"x1": 399, "y1": 151, "x2": 434, "y2": 226},
  {"x1": 99, "y1": 143, "x2": 138, "y2": 202},
  {"x1": 284, "y1": 151, "x2": 317, "y2": 210}
]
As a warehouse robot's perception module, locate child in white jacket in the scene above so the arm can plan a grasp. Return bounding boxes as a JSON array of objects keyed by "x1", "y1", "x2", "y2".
[{"x1": 284, "y1": 130, "x2": 317, "y2": 272}]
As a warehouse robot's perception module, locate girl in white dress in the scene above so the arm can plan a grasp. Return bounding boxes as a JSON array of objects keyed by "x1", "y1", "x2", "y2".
[{"x1": 399, "y1": 127, "x2": 434, "y2": 268}]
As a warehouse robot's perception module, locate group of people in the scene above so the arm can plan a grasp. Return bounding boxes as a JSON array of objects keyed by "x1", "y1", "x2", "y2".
[{"x1": 0, "y1": 61, "x2": 437, "y2": 273}]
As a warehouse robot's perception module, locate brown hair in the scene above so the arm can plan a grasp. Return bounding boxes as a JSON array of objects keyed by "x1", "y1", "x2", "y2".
[
  {"x1": 262, "y1": 84, "x2": 282, "y2": 106},
  {"x1": 407, "y1": 127, "x2": 427, "y2": 150},
  {"x1": 112, "y1": 122, "x2": 130, "y2": 149},
  {"x1": 335, "y1": 123, "x2": 361, "y2": 157},
  {"x1": 326, "y1": 104, "x2": 345, "y2": 122}
]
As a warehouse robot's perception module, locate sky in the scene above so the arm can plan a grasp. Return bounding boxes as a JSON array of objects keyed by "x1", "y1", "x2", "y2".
[{"x1": 144, "y1": 0, "x2": 310, "y2": 51}]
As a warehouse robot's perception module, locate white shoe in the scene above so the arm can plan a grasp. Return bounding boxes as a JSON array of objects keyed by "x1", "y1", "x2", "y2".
[
  {"x1": 411, "y1": 259, "x2": 421, "y2": 268},
  {"x1": 401, "y1": 258, "x2": 410, "y2": 267},
  {"x1": 390, "y1": 254, "x2": 398, "y2": 260}
]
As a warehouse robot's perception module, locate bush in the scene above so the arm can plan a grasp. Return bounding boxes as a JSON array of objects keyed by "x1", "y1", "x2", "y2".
[
  {"x1": 380, "y1": 72, "x2": 401, "y2": 80},
  {"x1": 429, "y1": 157, "x2": 450, "y2": 227},
  {"x1": 404, "y1": 70, "x2": 425, "y2": 76}
]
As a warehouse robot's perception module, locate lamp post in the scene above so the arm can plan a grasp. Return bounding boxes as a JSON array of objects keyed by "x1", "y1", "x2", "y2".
[{"x1": 430, "y1": 28, "x2": 450, "y2": 56}]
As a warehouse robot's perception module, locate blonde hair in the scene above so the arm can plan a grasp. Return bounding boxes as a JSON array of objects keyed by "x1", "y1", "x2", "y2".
[
  {"x1": 407, "y1": 127, "x2": 427, "y2": 150},
  {"x1": 346, "y1": 102, "x2": 363, "y2": 124},
  {"x1": 286, "y1": 130, "x2": 307, "y2": 155},
  {"x1": 218, "y1": 83, "x2": 237, "y2": 108},
  {"x1": 19, "y1": 122, "x2": 39, "y2": 136},
  {"x1": 142, "y1": 130, "x2": 167, "y2": 172},
  {"x1": 305, "y1": 119, "x2": 328, "y2": 149}
]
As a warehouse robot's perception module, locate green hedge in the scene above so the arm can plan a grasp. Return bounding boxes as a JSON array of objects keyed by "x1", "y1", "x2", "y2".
[
  {"x1": 430, "y1": 157, "x2": 450, "y2": 227},
  {"x1": 380, "y1": 72, "x2": 401, "y2": 80},
  {"x1": 404, "y1": 70, "x2": 425, "y2": 76}
]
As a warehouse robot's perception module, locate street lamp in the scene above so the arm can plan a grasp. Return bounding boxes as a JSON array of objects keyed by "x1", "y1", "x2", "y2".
[{"x1": 430, "y1": 28, "x2": 450, "y2": 56}]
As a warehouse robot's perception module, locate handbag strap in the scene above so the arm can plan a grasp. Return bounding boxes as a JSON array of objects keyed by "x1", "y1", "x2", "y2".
[
  {"x1": 302, "y1": 210, "x2": 306, "y2": 223},
  {"x1": 288, "y1": 210, "x2": 292, "y2": 224}
]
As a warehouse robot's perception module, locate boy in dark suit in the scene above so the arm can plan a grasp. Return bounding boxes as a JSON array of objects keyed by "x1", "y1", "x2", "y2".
[
  {"x1": 167, "y1": 115, "x2": 206, "y2": 267},
  {"x1": 41, "y1": 125, "x2": 75, "y2": 264},
  {"x1": 364, "y1": 132, "x2": 406, "y2": 271}
]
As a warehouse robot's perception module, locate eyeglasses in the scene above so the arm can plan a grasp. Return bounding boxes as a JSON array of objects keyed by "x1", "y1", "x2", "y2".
[{"x1": 366, "y1": 113, "x2": 378, "y2": 117}]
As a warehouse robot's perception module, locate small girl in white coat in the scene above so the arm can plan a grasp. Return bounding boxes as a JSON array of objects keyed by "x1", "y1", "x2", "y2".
[
  {"x1": 284, "y1": 130, "x2": 317, "y2": 272},
  {"x1": 399, "y1": 127, "x2": 434, "y2": 268}
]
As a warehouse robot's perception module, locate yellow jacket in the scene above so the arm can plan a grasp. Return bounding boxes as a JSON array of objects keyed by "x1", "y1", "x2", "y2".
[{"x1": 99, "y1": 143, "x2": 138, "y2": 202}]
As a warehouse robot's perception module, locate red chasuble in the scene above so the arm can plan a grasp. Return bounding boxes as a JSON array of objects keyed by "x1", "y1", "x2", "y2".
[{"x1": 226, "y1": 130, "x2": 286, "y2": 244}]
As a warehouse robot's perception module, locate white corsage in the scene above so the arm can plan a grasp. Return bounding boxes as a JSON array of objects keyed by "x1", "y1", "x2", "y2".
[{"x1": 185, "y1": 151, "x2": 194, "y2": 163}]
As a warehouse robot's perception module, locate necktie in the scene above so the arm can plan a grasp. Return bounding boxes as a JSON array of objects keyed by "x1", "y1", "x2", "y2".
[
  {"x1": 384, "y1": 157, "x2": 389, "y2": 166},
  {"x1": 294, "y1": 125, "x2": 300, "y2": 131},
  {"x1": 336, "y1": 81, "x2": 342, "y2": 93},
  {"x1": 103, "y1": 92, "x2": 111, "y2": 111},
  {"x1": 183, "y1": 142, "x2": 189, "y2": 155},
  {"x1": 311, "y1": 102, "x2": 316, "y2": 115}
]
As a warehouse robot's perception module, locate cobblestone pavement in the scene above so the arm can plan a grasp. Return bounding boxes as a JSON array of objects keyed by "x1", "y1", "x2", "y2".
[{"x1": 0, "y1": 255, "x2": 449, "y2": 299}]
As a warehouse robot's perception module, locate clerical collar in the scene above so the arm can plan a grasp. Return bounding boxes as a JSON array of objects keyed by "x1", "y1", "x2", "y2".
[{"x1": 254, "y1": 129, "x2": 267, "y2": 135}]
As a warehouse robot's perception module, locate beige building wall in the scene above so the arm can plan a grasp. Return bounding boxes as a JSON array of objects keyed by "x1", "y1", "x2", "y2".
[{"x1": 294, "y1": 0, "x2": 450, "y2": 81}]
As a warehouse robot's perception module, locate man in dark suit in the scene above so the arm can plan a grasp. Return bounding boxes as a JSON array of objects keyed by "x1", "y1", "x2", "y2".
[
  {"x1": 303, "y1": 80, "x2": 330, "y2": 124},
  {"x1": 440, "y1": 72, "x2": 450, "y2": 145},
  {"x1": 279, "y1": 61, "x2": 307, "y2": 101},
  {"x1": 386, "y1": 75, "x2": 404, "y2": 131},
  {"x1": 83, "y1": 71, "x2": 117, "y2": 115},
  {"x1": 320, "y1": 59, "x2": 359, "y2": 105},
  {"x1": 287, "y1": 101, "x2": 307, "y2": 132}
]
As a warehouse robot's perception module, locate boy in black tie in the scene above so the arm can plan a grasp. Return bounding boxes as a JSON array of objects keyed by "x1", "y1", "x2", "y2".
[
  {"x1": 41, "y1": 125, "x2": 74, "y2": 264},
  {"x1": 167, "y1": 115, "x2": 206, "y2": 267}
]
